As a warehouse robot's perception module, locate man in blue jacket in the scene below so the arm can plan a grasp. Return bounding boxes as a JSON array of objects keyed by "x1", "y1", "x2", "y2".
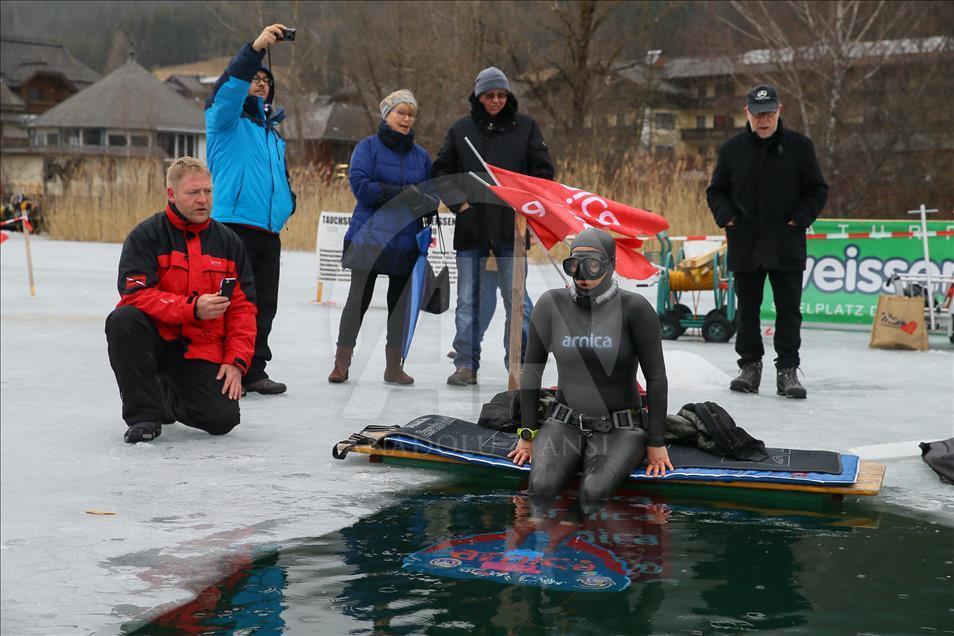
[{"x1": 206, "y1": 24, "x2": 296, "y2": 395}]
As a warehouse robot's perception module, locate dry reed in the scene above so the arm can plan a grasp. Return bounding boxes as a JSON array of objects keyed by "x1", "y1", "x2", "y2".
[
  {"x1": 42, "y1": 155, "x2": 717, "y2": 257},
  {"x1": 44, "y1": 157, "x2": 167, "y2": 243}
]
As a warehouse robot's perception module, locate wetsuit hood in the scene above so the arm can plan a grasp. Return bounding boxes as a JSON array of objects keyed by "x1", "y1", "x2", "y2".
[{"x1": 569, "y1": 228, "x2": 618, "y2": 307}]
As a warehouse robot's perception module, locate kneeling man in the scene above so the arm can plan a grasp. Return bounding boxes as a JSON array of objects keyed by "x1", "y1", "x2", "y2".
[{"x1": 106, "y1": 157, "x2": 257, "y2": 443}]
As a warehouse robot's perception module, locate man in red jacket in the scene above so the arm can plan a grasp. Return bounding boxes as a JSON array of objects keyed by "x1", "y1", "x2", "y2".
[{"x1": 106, "y1": 157, "x2": 258, "y2": 443}]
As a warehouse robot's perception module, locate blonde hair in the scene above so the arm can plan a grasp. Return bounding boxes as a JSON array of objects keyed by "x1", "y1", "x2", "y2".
[{"x1": 166, "y1": 156, "x2": 210, "y2": 188}]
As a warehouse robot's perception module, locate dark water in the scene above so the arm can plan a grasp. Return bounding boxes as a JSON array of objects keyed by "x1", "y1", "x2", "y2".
[{"x1": 128, "y1": 485, "x2": 953, "y2": 635}]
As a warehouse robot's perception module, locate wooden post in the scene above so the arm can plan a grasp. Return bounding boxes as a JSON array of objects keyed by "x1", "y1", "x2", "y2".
[
  {"x1": 22, "y1": 215, "x2": 36, "y2": 296},
  {"x1": 507, "y1": 215, "x2": 527, "y2": 390}
]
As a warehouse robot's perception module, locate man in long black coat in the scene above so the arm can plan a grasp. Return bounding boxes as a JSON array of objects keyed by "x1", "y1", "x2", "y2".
[
  {"x1": 433, "y1": 66, "x2": 555, "y2": 386},
  {"x1": 706, "y1": 84, "x2": 828, "y2": 399}
]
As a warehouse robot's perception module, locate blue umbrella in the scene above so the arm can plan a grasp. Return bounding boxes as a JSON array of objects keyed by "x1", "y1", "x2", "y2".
[{"x1": 402, "y1": 225, "x2": 433, "y2": 361}]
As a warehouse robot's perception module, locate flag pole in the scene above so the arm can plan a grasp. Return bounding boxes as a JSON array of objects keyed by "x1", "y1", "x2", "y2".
[
  {"x1": 463, "y1": 137, "x2": 526, "y2": 390},
  {"x1": 22, "y1": 213, "x2": 36, "y2": 296}
]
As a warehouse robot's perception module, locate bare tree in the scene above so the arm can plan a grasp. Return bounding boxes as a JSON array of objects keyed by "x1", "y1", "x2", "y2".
[
  {"x1": 721, "y1": 0, "x2": 935, "y2": 210},
  {"x1": 495, "y1": 1, "x2": 675, "y2": 157}
]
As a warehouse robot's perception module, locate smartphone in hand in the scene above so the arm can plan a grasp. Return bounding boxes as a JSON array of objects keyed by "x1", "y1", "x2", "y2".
[{"x1": 219, "y1": 277, "x2": 237, "y2": 299}]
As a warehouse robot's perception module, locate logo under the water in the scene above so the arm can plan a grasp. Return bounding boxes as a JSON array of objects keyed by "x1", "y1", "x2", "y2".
[{"x1": 404, "y1": 531, "x2": 631, "y2": 592}]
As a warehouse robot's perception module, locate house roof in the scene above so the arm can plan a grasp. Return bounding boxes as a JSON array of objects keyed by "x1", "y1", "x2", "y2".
[
  {"x1": 31, "y1": 57, "x2": 204, "y2": 133},
  {"x1": 166, "y1": 74, "x2": 210, "y2": 98},
  {"x1": 281, "y1": 94, "x2": 373, "y2": 142},
  {"x1": 0, "y1": 35, "x2": 100, "y2": 88},
  {"x1": 613, "y1": 62, "x2": 686, "y2": 95},
  {"x1": 152, "y1": 57, "x2": 231, "y2": 82},
  {"x1": 662, "y1": 35, "x2": 953, "y2": 80},
  {"x1": 1, "y1": 80, "x2": 26, "y2": 111},
  {"x1": 663, "y1": 56, "x2": 737, "y2": 80}
]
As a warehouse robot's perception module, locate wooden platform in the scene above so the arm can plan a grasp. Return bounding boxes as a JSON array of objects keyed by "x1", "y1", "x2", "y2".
[{"x1": 347, "y1": 444, "x2": 885, "y2": 500}]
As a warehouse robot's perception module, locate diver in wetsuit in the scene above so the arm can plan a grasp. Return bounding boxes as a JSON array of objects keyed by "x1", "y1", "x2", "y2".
[{"x1": 508, "y1": 228, "x2": 672, "y2": 505}]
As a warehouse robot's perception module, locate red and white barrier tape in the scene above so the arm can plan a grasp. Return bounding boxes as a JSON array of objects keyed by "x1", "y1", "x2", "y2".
[
  {"x1": 0, "y1": 215, "x2": 29, "y2": 227},
  {"x1": 805, "y1": 230, "x2": 954, "y2": 240},
  {"x1": 640, "y1": 229, "x2": 954, "y2": 242}
]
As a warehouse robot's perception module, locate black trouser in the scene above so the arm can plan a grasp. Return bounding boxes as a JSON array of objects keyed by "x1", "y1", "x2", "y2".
[
  {"x1": 105, "y1": 306, "x2": 239, "y2": 435},
  {"x1": 336, "y1": 269, "x2": 411, "y2": 349},
  {"x1": 529, "y1": 419, "x2": 648, "y2": 507},
  {"x1": 734, "y1": 267, "x2": 803, "y2": 369},
  {"x1": 225, "y1": 223, "x2": 281, "y2": 384}
]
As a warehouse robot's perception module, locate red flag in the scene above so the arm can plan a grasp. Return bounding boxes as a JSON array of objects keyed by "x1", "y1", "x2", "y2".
[
  {"x1": 484, "y1": 165, "x2": 666, "y2": 280},
  {"x1": 0, "y1": 231, "x2": 9, "y2": 244},
  {"x1": 489, "y1": 185, "x2": 659, "y2": 280},
  {"x1": 486, "y1": 164, "x2": 669, "y2": 236},
  {"x1": 490, "y1": 185, "x2": 586, "y2": 247},
  {"x1": 22, "y1": 218, "x2": 33, "y2": 233}
]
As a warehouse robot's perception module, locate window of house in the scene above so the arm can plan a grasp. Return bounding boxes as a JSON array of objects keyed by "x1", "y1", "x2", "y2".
[
  {"x1": 45, "y1": 132, "x2": 60, "y2": 146},
  {"x1": 182, "y1": 134, "x2": 196, "y2": 157},
  {"x1": 714, "y1": 115, "x2": 730, "y2": 128},
  {"x1": 156, "y1": 133, "x2": 175, "y2": 157},
  {"x1": 64, "y1": 128, "x2": 80, "y2": 145},
  {"x1": 130, "y1": 135, "x2": 149, "y2": 148},
  {"x1": 158, "y1": 133, "x2": 198, "y2": 158},
  {"x1": 82, "y1": 128, "x2": 103, "y2": 145},
  {"x1": 108, "y1": 134, "x2": 127, "y2": 147},
  {"x1": 654, "y1": 113, "x2": 675, "y2": 130},
  {"x1": 696, "y1": 115, "x2": 707, "y2": 129},
  {"x1": 28, "y1": 88, "x2": 42, "y2": 102}
]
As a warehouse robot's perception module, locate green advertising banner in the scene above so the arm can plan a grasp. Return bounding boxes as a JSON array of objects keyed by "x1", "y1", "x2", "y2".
[{"x1": 761, "y1": 219, "x2": 954, "y2": 326}]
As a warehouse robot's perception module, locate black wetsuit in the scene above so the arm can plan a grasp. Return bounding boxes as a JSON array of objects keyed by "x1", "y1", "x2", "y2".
[{"x1": 519, "y1": 286, "x2": 668, "y2": 503}]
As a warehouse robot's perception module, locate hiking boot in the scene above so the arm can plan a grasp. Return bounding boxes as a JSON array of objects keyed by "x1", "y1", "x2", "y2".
[
  {"x1": 447, "y1": 368, "x2": 478, "y2": 386},
  {"x1": 244, "y1": 377, "x2": 287, "y2": 395},
  {"x1": 328, "y1": 346, "x2": 353, "y2": 384},
  {"x1": 124, "y1": 421, "x2": 161, "y2": 444},
  {"x1": 730, "y1": 361, "x2": 762, "y2": 393},
  {"x1": 384, "y1": 347, "x2": 414, "y2": 385},
  {"x1": 446, "y1": 350, "x2": 455, "y2": 359},
  {"x1": 777, "y1": 367, "x2": 807, "y2": 399}
]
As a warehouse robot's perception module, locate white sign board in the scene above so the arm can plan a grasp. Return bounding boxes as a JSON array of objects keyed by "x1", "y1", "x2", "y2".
[{"x1": 315, "y1": 211, "x2": 458, "y2": 306}]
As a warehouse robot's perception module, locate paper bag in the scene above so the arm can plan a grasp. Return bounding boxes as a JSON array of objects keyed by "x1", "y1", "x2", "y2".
[{"x1": 869, "y1": 294, "x2": 928, "y2": 351}]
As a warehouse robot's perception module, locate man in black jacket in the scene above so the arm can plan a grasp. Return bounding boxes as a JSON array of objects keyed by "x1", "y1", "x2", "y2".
[
  {"x1": 433, "y1": 66, "x2": 555, "y2": 386},
  {"x1": 706, "y1": 84, "x2": 828, "y2": 399}
]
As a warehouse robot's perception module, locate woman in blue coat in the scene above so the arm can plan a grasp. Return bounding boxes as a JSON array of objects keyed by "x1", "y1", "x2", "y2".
[{"x1": 328, "y1": 90, "x2": 435, "y2": 385}]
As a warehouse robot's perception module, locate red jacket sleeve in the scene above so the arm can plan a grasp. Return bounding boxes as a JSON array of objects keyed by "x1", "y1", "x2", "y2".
[{"x1": 116, "y1": 223, "x2": 200, "y2": 326}]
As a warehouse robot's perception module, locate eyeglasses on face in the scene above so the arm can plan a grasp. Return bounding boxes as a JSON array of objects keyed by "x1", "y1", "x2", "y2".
[
  {"x1": 392, "y1": 110, "x2": 417, "y2": 120},
  {"x1": 482, "y1": 91, "x2": 508, "y2": 101},
  {"x1": 251, "y1": 75, "x2": 270, "y2": 86}
]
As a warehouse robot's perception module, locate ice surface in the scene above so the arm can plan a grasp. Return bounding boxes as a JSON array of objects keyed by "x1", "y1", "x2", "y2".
[{"x1": 2, "y1": 233, "x2": 952, "y2": 634}]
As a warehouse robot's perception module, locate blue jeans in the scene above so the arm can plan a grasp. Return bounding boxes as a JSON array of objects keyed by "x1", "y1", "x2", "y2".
[{"x1": 453, "y1": 246, "x2": 533, "y2": 372}]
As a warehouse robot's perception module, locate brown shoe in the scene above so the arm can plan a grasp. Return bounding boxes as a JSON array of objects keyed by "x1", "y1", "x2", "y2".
[
  {"x1": 328, "y1": 346, "x2": 353, "y2": 383},
  {"x1": 384, "y1": 347, "x2": 414, "y2": 385},
  {"x1": 447, "y1": 368, "x2": 477, "y2": 386}
]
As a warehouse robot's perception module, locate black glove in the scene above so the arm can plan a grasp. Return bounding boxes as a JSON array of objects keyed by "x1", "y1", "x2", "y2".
[
  {"x1": 404, "y1": 184, "x2": 441, "y2": 215},
  {"x1": 374, "y1": 183, "x2": 403, "y2": 208}
]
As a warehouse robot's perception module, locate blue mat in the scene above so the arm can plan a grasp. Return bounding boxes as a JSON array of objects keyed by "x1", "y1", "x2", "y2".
[{"x1": 384, "y1": 435, "x2": 860, "y2": 486}]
